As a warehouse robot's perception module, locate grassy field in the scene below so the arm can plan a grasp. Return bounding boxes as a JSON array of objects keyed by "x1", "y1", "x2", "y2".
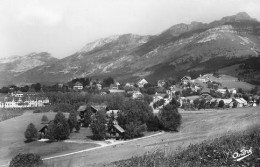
[
  {"x1": 109, "y1": 124, "x2": 260, "y2": 167},
  {"x1": 0, "y1": 109, "x2": 25, "y2": 122},
  {"x1": 42, "y1": 106, "x2": 260, "y2": 167},
  {"x1": 0, "y1": 111, "x2": 97, "y2": 166}
]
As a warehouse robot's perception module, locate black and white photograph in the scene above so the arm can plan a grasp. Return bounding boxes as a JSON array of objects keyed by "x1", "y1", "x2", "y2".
[{"x1": 0, "y1": 0, "x2": 260, "y2": 166}]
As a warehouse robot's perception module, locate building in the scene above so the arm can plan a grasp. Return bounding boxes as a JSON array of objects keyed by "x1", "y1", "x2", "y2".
[
  {"x1": 181, "y1": 76, "x2": 191, "y2": 85},
  {"x1": 73, "y1": 82, "x2": 83, "y2": 90},
  {"x1": 0, "y1": 95, "x2": 50, "y2": 109},
  {"x1": 136, "y1": 79, "x2": 148, "y2": 88},
  {"x1": 107, "y1": 120, "x2": 125, "y2": 138},
  {"x1": 157, "y1": 80, "x2": 165, "y2": 87},
  {"x1": 125, "y1": 82, "x2": 135, "y2": 88},
  {"x1": 110, "y1": 82, "x2": 120, "y2": 90},
  {"x1": 96, "y1": 83, "x2": 102, "y2": 90},
  {"x1": 234, "y1": 98, "x2": 247, "y2": 107},
  {"x1": 132, "y1": 91, "x2": 144, "y2": 100},
  {"x1": 217, "y1": 88, "x2": 237, "y2": 95}
]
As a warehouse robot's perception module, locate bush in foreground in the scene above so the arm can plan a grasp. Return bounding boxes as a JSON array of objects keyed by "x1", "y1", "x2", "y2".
[
  {"x1": 41, "y1": 115, "x2": 48, "y2": 123},
  {"x1": 9, "y1": 153, "x2": 43, "y2": 167},
  {"x1": 159, "y1": 104, "x2": 182, "y2": 131},
  {"x1": 108, "y1": 125, "x2": 260, "y2": 167},
  {"x1": 24, "y1": 123, "x2": 38, "y2": 141}
]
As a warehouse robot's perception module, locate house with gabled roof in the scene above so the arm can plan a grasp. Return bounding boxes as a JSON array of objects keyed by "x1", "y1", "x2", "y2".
[
  {"x1": 136, "y1": 78, "x2": 148, "y2": 88},
  {"x1": 107, "y1": 120, "x2": 125, "y2": 138}
]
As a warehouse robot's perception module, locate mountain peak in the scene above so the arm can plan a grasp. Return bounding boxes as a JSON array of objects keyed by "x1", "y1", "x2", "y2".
[
  {"x1": 234, "y1": 12, "x2": 251, "y2": 19},
  {"x1": 221, "y1": 12, "x2": 257, "y2": 22}
]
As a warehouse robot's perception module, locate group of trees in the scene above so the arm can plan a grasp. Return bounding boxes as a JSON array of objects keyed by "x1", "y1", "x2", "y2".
[
  {"x1": 0, "y1": 83, "x2": 42, "y2": 94},
  {"x1": 24, "y1": 111, "x2": 80, "y2": 142},
  {"x1": 86, "y1": 97, "x2": 182, "y2": 140},
  {"x1": 140, "y1": 83, "x2": 167, "y2": 95}
]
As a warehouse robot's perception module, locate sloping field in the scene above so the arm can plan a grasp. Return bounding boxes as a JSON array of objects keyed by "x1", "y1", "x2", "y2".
[
  {"x1": 43, "y1": 107, "x2": 260, "y2": 167},
  {"x1": 0, "y1": 111, "x2": 97, "y2": 166}
]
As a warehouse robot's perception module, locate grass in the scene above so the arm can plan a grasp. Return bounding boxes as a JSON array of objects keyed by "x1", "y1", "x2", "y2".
[
  {"x1": 108, "y1": 124, "x2": 260, "y2": 167},
  {"x1": 8, "y1": 141, "x2": 98, "y2": 158},
  {"x1": 42, "y1": 106, "x2": 260, "y2": 167},
  {"x1": 0, "y1": 111, "x2": 96, "y2": 166},
  {"x1": 0, "y1": 108, "x2": 25, "y2": 122}
]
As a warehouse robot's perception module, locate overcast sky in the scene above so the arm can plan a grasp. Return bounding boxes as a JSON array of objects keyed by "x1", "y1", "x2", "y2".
[{"x1": 0, "y1": 0, "x2": 260, "y2": 59}]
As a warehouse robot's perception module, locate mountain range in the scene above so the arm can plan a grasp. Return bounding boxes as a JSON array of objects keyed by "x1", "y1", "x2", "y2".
[{"x1": 1, "y1": 12, "x2": 260, "y2": 86}]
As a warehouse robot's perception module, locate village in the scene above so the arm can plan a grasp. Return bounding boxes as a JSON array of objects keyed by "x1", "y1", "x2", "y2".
[{"x1": 0, "y1": 73, "x2": 259, "y2": 111}]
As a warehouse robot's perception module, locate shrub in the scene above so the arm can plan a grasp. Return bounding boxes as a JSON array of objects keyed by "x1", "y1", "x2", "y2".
[
  {"x1": 124, "y1": 122, "x2": 147, "y2": 139},
  {"x1": 159, "y1": 104, "x2": 182, "y2": 131},
  {"x1": 218, "y1": 100, "x2": 224, "y2": 108},
  {"x1": 24, "y1": 123, "x2": 38, "y2": 141},
  {"x1": 9, "y1": 153, "x2": 43, "y2": 167},
  {"x1": 41, "y1": 115, "x2": 48, "y2": 123}
]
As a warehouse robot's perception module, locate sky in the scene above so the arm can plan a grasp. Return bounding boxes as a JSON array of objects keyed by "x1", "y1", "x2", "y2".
[{"x1": 0, "y1": 0, "x2": 260, "y2": 59}]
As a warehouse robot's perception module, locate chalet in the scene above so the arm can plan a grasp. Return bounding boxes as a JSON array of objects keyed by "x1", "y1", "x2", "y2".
[
  {"x1": 38, "y1": 125, "x2": 48, "y2": 139},
  {"x1": 77, "y1": 104, "x2": 108, "y2": 119},
  {"x1": 157, "y1": 80, "x2": 166, "y2": 87},
  {"x1": 181, "y1": 76, "x2": 191, "y2": 85},
  {"x1": 107, "y1": 120, "x2": 125, "y2": 138},
  {"x1": 73, "y1": 82, "x2": 83, "y2": 90},
  {"x1": 136, "y1": 79, "x2": 148, "y2": 88}
]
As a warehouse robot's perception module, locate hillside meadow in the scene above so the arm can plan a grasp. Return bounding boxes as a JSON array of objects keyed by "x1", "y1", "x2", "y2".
[
  {"x1": 43, "y1": 106, "x2": 260, "y2": 167},
  {"x1": 0, "y1": 110, "x2": 98, "y2": 166}
]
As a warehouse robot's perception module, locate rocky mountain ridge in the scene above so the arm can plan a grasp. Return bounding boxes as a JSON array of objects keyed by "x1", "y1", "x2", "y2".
[{"x1": 3, "y1": 12, "x2": 260, "y2": 86}]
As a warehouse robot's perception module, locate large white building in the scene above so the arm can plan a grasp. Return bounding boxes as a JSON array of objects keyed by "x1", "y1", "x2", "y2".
[{"x1": 0, "y1": 92, "x2": 49, "y2": 109}]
